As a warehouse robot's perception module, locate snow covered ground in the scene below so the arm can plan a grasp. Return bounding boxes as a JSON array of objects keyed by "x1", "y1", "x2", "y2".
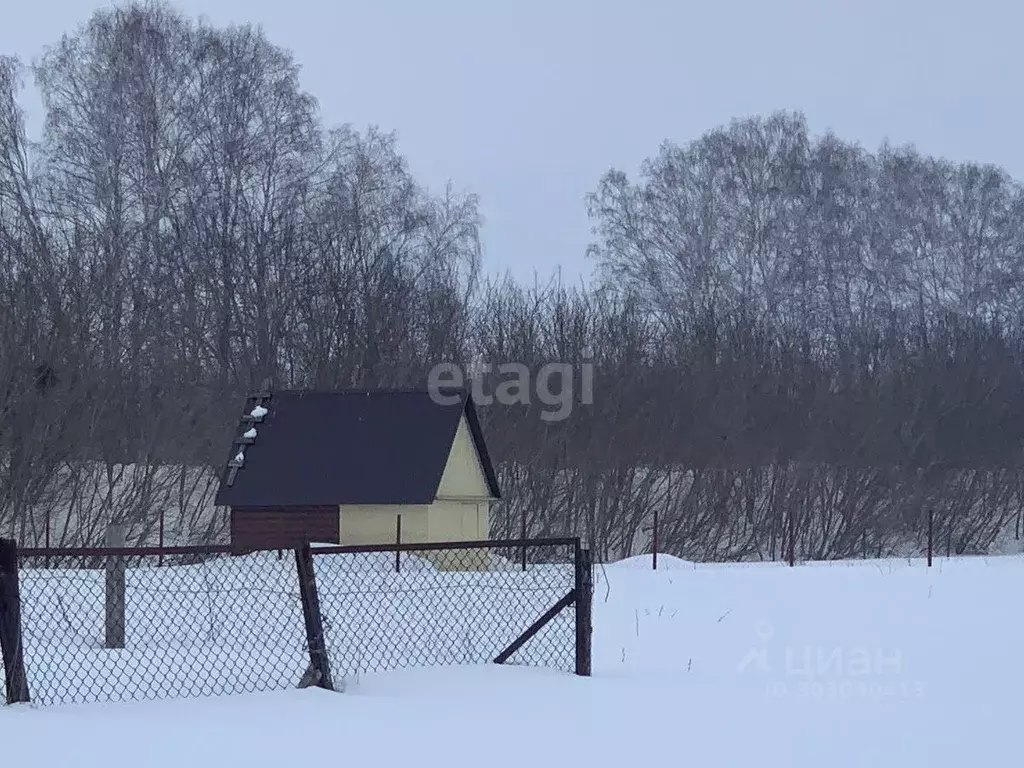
[
  {"x1": 2, "y1": 552, "x2": 1021, "y2": 766},
  {"x1": 11, "y1": 548, "x2": 575, "y2": 705}
]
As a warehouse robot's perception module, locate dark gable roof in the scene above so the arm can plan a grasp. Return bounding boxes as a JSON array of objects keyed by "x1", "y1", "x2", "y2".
[{"x1": 214, "y1": 387, "x2": 500, "y2": 508}]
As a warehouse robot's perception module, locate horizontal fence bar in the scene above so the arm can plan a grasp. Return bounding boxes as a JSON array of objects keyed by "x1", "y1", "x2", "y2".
[
  {"x1": 18, "y1": 544, "x2": 234, "y2": 559},
  {"x1": 15, "y1": 537, "x2": 579, "y2": 560},
  {"x1": 308, "y1": 537, "x2": 579, "y2": 556}
]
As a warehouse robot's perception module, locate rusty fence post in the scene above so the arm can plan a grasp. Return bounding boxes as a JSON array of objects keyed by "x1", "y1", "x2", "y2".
[
  {"x1": 104, "y1": 524, "x2": 126, "y2": 649},
  {"x1": 0, "y1": 538, "x2": 30, "y2": 703},
  {"x1": 574, "y1": 543, "x2": 593, "y2": 677},
  {"x1": 295, "y1": 543, "x2": 334, "y2": 690}
]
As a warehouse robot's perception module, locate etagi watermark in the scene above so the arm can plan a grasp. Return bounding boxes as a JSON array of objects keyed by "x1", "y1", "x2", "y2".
[
  {"x1": 427, "y1": 361, "x2": 594, "y2": 422},
  {"x1": 737, "y1": 622, "x2": 925, "y2": 700}
]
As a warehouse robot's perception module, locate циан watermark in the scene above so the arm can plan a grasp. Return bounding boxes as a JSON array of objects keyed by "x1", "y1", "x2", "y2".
[
  {"x1": 736, "y1": 621, "x2": 925, "y2": 700},
  {"x1": 427, "y1": 360, "x2": 593, "y2": 422}
]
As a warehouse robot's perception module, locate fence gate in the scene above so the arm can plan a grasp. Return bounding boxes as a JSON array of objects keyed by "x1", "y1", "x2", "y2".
[{"x1": 309, "y1": 537, "x2": 593, "y2": 685}]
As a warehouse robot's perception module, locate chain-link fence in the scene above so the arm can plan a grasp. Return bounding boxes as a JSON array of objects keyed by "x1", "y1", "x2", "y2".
[
  {"x1": 311, "y1": 539, "x2": 581, "y2": 684},
  {"x1": 0, "y1": 538, "x2": 591, "y2": 707}
]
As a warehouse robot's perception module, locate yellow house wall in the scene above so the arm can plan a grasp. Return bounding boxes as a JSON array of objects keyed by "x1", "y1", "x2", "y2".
[
  {"x1": 337, "y1": 501, "x2": 488, "y2": 547},
  {"x1": 423, "y1": 412, "x2": 496, "y2": 569},
  {"x1": 478, "y1": 500, "x2": 490, "y2": 538},
  {"x1": 339, "y1": 504, "x2": 429, "y2": 546},
  {"x1": 436, "y1": 416, "x2": 492, "y2": 499},
  {"x1": 424, "y1": 499, "x2": 491, "y2": 571},
  {"x1": 433, "y1": 412, "x2": 494, "y2": 542},
  {"x1": 426, "y1": 499, "x2": 488, "y2": 541},
  {"x1": 335, "y1": 412, "x2": 496, "y2": 569}
]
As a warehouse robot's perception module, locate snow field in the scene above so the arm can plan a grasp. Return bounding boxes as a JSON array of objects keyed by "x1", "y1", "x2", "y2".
[{"x1": 3, "y1": 551, "x2": 1022, "y2": 767}]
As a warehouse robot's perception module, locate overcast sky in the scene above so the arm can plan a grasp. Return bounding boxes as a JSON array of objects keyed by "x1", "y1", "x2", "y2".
[{"x1": 3, "y1": 0, "x2": 1021, "y2": 285}]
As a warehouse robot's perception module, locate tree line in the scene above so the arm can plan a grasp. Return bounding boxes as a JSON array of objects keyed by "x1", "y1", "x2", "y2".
[{"x1": 2, "y1": 2, "x2": 1023, "y2": 562}]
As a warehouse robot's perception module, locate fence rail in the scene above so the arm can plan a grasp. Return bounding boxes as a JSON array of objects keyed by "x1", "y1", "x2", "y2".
[{"x1": 0, "y1": 536, "x2": 592, "y2": 707}]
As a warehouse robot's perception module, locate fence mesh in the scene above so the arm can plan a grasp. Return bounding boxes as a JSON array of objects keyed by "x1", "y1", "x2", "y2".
[
  {"x1": 312, "y1": 540, "x2": 577, "y2": 686},
  {"x1": 6, "y1": 539, "x2": 581, "y2": 707},
  {"x1": 15, "y1": 549, "x2": 308, "y2": 706}
]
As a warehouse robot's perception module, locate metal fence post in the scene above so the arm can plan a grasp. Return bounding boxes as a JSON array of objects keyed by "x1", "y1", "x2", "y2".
[
  {"x1": 0, "y1": 538, "x2": 30, "y2": 703},
  {"x1": 787, "y1": 508, "x2": 796, "y2": 567},
  {"x1": 574, "y1": 543, "x2": 593, "y2": 677},
  {"x1": 104, "y1": 524, "x2": 126, "y2": 649},
  {"x1": 520, "y1": 510, "x2": 528, "y2": 571},
  {"x1": 927, "y1": 509, "x2": 934, "y2": 567},
  {"x1": 395, "y1": 515, "x2": 402, "y2": 573},
  {"x1": 652, "y1": 509, "x2": 659, "y2": 571},
  {"x1": 294, "y1": 543, "x2": 334, "y2": 690}
]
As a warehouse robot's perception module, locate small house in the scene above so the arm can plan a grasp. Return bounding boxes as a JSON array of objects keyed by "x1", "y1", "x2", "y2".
[{"x1": 214, "y1": 387, "x2": 501, "y2": 554}]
